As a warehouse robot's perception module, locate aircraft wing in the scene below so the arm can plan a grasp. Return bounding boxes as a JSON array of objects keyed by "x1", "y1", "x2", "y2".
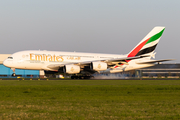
[
  {"x1": 102, "y1": 55, "x2": 149, "y2": 62},
  {"x1": 136, "y1": 59, "x2": 174, "y2": 64},
  {"x1": 46, "y1": 55, "x2": 149, "y2": 70}
]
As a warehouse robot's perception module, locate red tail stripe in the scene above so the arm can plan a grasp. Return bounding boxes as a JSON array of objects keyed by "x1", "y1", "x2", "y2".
[
  {"x1": 114, "y1": 38, "x2": 150, "y2": 68},
  {"x1": 127, "y1": 38, "x2": 150, "y2": 57}
]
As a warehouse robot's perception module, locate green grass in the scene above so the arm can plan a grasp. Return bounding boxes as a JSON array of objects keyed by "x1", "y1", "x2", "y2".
[{"x1": 0, "y1": 80, "x2": 180, "y2": 119}]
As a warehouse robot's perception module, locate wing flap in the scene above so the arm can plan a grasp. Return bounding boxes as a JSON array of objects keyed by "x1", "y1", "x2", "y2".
[{"x1": 104, "y1": 55, "x2": 149, "y2": 63}]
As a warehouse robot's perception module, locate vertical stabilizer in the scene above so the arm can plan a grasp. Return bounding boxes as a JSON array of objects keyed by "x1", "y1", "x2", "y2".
[{"x1": 127, "y1": 26, "x2": 165, "y2": 58}]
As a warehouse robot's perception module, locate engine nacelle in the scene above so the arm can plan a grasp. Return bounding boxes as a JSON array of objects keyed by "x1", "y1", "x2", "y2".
[
  {"x1": 64, "y1": 65, "x2": 80, "y2": 74},
  {"x1": 91, "y1": 62, "x2": 107, "y2": 71}
]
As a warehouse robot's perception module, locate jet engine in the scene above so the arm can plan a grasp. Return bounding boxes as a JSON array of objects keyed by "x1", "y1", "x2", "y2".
[
  {"x1": 64, "y1": 65, "x2": 80, "y2": 74},
  {"x1": 91, "y1": 62, "x2": 107, "y2": 71}
]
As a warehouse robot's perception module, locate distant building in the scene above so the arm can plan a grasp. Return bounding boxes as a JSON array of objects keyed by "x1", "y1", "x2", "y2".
[{"x1": 136, "y1": 64, "x2": 180, "y2": 78}]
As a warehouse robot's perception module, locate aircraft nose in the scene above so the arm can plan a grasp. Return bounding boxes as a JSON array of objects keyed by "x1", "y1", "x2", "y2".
[{"x1": 3, "y1": 59, "x2": 10, "y2": 67}]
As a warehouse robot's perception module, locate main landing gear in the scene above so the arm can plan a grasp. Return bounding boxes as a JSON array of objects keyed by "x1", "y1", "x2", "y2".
[{"x1": 71, "y1": 75, "x2": 94, "y2": 79}]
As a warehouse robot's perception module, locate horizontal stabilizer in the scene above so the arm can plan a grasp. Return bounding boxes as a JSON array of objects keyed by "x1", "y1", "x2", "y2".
[{"x1": 136, "y1": 59, "x2": 174, "y2": 64}]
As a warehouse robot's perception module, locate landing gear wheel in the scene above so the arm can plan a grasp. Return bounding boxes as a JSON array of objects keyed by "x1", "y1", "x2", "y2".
[
  {"x1": 84, "y1": 76, "x2": 94, "y2": 79},
  {"x1": 71, "y1": 75, "x2": 94, "y2": 79},
  {"x1": 12, "y1": 73, "x2": 16, "y2": 76},
  {"x1": 71, "y1": 76, "x2": 78, "y2": 79}
]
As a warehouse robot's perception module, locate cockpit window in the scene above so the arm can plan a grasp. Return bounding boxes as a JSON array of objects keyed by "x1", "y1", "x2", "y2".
[{"x1": 8, "y1": 57, "x2": 13, "y2": 59}]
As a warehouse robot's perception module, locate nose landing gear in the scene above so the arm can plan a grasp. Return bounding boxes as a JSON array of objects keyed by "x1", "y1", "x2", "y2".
[
  {"x1": 11, "y1": 68, "x2": 16, "y2": 77},
  {"x1": 12, "y1": 73, "x2": 16, "y2": 76}
]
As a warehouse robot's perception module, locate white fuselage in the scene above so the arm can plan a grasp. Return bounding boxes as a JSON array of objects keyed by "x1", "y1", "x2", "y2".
[{"x1": 3, "y1": 50, "x2": 154, "y2": 73}]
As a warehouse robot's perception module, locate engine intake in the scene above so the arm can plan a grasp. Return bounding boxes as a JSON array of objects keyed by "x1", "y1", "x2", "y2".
[
  {"x1": 91, "y1": 62, "x2": 107, "y2": 71},
  {"x1": 64, "y1": 65, "x2": 80, "y2": 74}
]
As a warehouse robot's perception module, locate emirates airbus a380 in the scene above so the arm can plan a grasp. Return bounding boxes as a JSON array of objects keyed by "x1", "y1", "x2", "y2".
[{"x1": 3, "y1": 26, "x2": 172, "y2": 79}]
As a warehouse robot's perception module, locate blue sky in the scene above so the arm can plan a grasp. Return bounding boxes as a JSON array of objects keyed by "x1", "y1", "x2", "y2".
[{"x1": 0, "y1": 0, "x2": 180, "y2": 62}]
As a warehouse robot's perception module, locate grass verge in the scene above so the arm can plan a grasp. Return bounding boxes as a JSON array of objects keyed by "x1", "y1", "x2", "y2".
[{"x1": 0, "y1": 80, "x2": 180, "y2": 119}]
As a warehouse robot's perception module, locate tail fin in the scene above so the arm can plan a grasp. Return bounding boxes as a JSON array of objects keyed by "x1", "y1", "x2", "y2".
[{"x1": 127, "y1": 26, "x2": 165, "y2": 58}]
